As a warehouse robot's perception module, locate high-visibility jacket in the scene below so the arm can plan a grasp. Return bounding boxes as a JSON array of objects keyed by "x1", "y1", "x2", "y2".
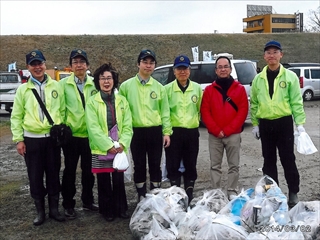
[
  {"x1": 59, "y1": 73, "x2": 98, "y2": 137},
  {"x1": 165, "y1": 79, "x2": 202, "y2": 128},
  {"x1": 11, "y1": 74, "x2": 64, "y2": 143},
  {"x1": 118, "y1": 74, "x2": 172, "y2": 136},
  {"x1": 85, "y1": 92, "x2": 133, "y2": 155},
  {"x1": 250, "y1": 64, "x2": 306, "y2": 126}
]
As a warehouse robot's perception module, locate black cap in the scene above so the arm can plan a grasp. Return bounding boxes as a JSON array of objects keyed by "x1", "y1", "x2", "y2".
[
  {"x1": 26, "y1": 50, "x2": 46, "y2": 65},
  {"x1": 69, "y1": 49, "x2": 88, "y2": 62},
  {"x1": 138, "y1": 49, "x2": 156, "y2": 63}
]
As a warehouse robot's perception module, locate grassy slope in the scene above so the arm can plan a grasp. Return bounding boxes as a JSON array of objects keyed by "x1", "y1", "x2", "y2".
[{"x1": 0, "y1": 33, "x2": 319, "y2": 82}]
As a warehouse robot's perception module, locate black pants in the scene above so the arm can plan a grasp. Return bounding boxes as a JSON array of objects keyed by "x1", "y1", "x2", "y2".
[
  {"x1": 24, "y1": 137, "x2": 61, "y2": 200},
  {"x1": 61, "y1": 136, "x2": 94, "y2": 209},
  {"x1": 131, "y1": 126, "x2": 163, "y2": 184},
  {"x1": 260, "y1": 116, "x2": 300, "y2": 193},
  {"x1": 97, "y1": 172, "x2": 127, "y2": 217},
  {"x1": 165, "y1": 127, "x2": 199, "y2": 182}
]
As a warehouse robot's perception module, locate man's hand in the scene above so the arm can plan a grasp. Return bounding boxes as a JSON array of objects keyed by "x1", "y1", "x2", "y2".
[
  {"x1": 252, "y1": 126, "x2": 260, "y2": 140},
  {"x1": 163, "y1": 135, "x2": 170, "y2": 148},
  {"x1": 16, "y1": 141, "x2": 26, "y2": 157}
]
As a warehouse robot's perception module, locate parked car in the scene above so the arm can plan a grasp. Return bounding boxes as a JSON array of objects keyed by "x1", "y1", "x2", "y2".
[
  {"x1": 0, "y1": 88, "x2": 16, "y2": 113},
  {"x1": 283, "y1": 63, "x2": 320, "y2": 69},
  {"x1": 0, "y1": 71, "x2": 22, "y2": 92},
  {"x1": 288, "y1": 66, "x2": 320, "y2": 101},
  {"x1": 152, "y1": 58, "x2": 257, "y2": 120}
]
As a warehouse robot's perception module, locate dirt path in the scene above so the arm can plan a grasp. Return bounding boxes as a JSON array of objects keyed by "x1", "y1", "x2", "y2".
[{"x1": 0, "y1": 100, "x2": 319, "y2": 240}]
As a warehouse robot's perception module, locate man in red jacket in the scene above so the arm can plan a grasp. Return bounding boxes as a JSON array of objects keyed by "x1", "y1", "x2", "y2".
[{"x1": 200, "y1": 56, "x2": 248, "y2": 200}]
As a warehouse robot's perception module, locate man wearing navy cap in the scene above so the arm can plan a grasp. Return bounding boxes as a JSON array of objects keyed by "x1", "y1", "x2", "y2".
[
  {"x1": 59, "y1": 49, "x2": 99, "y2": 219},
  {"x1": 250, "y1": 40, "x2": 306, "y2": 208},
  {"x1": 118, "y1": 49, "x2": 172, "y2": 201},
  {"x1": 11, "y1": 50, "x2": 65, "y2": 225},
  {"x1": 164, "y1": 55, "x2": 202, "y2": 204}
]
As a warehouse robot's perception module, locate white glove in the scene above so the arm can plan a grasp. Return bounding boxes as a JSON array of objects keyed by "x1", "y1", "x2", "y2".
[
  {"x1": 297, "y1": 125, "x2": 305, "y2": 135},
  {"x1": 252, "y1": 126, "x2": 260, "y2": 140},
  {"x1": 113, "y1": 141, "x2": 120, "y2": 148}
]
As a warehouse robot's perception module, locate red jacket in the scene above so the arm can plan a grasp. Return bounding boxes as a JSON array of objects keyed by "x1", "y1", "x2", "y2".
[{"x1": 201, "y1": 80, "x2": 248, "y2": 137}]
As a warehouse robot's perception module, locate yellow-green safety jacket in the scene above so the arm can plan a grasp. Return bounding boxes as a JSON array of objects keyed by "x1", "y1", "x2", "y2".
[
  {"x1": 59, "y1": 73, "x2": 98, "y2": 137},
  {"x1": 118, "y1": 74, "x2": 172, "y2": 136},
  {"x1": 11, "y1": 74, "x2": 65, "y2": 143},
  {"x1": 250, "y1": 64, "x2": 306, "y2": 126},
  {"x1": 85, "y1": 92, "x2": 133, "y2": 155},
  {"x1": 165, "y1": 79, "x2": 203, "y2": 128}
]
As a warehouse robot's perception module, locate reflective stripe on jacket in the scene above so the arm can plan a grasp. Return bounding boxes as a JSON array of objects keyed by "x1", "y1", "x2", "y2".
[
  {"x1": 250, "y1": 64, "x2": 306, "y2": 126},
  {"x1": 59, "y1": 73, "x2": 97, "y2": 137},
  {"x1": 118, "y1": 74, "x2": 172, "y2": 136},
  {"x1": 85, "y1": 92, "x2": 133, "y2": 155},
  {"x1": 165, "y1": 79, "x2": 203, "y2": 128},
  {"x1": 11, "y1": 74, "x2": 64, "y2": 142}
]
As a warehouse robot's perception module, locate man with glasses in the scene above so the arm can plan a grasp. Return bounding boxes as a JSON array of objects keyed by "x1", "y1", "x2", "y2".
[
  {"x1": 118, "y1": 49, "x2": 172, "y2": 201},
  {"x1": 201, "y1": 56, "x2": 248, "y2": 200},
  {"x1": 164, "y1": 55, "x2": 202, "y2": 204},
  {"x1": 250, "y1": 40, "x2": 306, "y2": 208},
  {"x1": 59, "y1": 49, "x2": 98, "y2": 219},
  {"x1": 11, "y1": 50, "x2": 65, "y2": 225}
]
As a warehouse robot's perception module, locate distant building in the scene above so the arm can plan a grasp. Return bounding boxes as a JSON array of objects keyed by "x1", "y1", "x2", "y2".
[{"x1": 243, "y1": 5, "x2": 303, "y2": 33}]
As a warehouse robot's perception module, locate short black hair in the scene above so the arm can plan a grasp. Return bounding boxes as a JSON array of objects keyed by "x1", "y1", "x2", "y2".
[
  {"x1": 93, "y1": 63, "x2": 119, "y2": 91},
  {"x1": 215, "y1": 56, "x2": 232, "y2": 69}
]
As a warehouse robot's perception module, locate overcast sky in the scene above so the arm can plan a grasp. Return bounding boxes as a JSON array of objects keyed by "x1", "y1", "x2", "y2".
[{"x1": 0, "y1": 0, "x2": 319, "y2": 35}]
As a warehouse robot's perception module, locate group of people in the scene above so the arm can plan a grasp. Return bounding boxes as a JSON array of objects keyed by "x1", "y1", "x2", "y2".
[{"x1": 10, "y1": 39, "x2": 307, "y2": 227}]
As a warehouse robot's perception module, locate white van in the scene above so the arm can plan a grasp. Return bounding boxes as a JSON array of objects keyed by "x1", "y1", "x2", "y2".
[
  {"x1": 288, "y1": 66, "x2": 320, "y2": 101},
  {"x1": 152, "y1": 59, "x2": 257, "y2": 120},
  {"x1": 152, "y1": 59, "x2": 257, "y2": 99},
  {"x1": 0, "y1": 72, "x2": 22, "y2": 92}
]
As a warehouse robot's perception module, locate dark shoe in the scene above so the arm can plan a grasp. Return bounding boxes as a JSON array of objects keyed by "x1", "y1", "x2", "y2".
[
  {"x1": 33, "y1": 199, "x2": 45, "y2": 226},
  {"x1": 136, "y1": 182, "x2": 146, "y2": 203},
  {"x1": 170, "y1": 178, "x2": 181, "y2": 187},
  {"x1": 119, "y1": 212, "x2": 130, "y2": 219},
  {"x1": 64, "y1": 208, "x2": 76, "y2": 220},
  {"x1": 49, "y1": 210, "x2": 65, "y2": 222},
  {"x1": 83, "y1": 203, "x2": 99, "y2": 211},
  {"x1": 48, "y1": 195, "x2": 65, "y2": 222},
  {"x1": 288, "y1": 192, "x2": 299, "y2": 208},
  {"x1": 104, "y1": 214, "x2": 115, "y2": 222}
]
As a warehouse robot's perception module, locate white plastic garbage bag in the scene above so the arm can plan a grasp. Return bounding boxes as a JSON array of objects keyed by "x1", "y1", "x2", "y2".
[
  {"x1": 294, "y1": 131, "x2": 318, "y2": 155},
  {"x1": 113, "y1": 152, "x2": 129, "y2": 170}
]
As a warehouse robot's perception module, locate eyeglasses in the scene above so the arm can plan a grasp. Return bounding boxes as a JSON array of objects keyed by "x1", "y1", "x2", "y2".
[
  {"x1": 29, "y1": 61, "x2": 45, "y2": 67},
  {"x1": 216, "y1": 65, "x2": 230, "y2": 70},
  {"x1": 265, "y1": 50, "x2": 281, "y2": 56},
  {"x1": 72, "y1": 60, "x2": 87, "y2": 65},
  {"x1": 99, "y1": 77, "x2": 113, "y2": 82},
  {"x1": 140, "y1": 60, "x2": 155, "y2": 65}
]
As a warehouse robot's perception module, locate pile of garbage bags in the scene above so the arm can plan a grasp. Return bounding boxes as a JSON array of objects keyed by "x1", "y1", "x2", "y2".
[{"x1": 129, "y1": 176, "x2": 320, "y2": 240}]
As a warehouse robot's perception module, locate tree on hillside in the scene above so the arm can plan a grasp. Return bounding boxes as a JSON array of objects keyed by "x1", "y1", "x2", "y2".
[{"x1": 305, "y1": 6, "x2": 320, "y2": 32}]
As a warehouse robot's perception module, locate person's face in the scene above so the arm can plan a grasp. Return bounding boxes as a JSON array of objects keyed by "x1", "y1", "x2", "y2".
[
  {"x1": 71, "y1": 56, "x2": 88, "y2": 77},
  {"x1": 173, "y1": 66, "x2": 190, "y2": 83},
  {"x1": 264, "y1": 47, "x2": 283, "y2": 66},
  {"x1": 99, "y1": 71, "x2": 114, "y2": 94},
  {"x1": 138, "y1": 57, "x2": 155, "y2": 76},
  {"x1": 215, "y1": 58, "x2": 231, "y2": 78},
  {"x1": 27, "y1": 60, "x2": 46, "y2": 81}
]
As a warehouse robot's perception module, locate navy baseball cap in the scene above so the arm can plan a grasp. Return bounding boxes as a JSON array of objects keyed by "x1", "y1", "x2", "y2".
[
  {"x1": 173, "y1": 55, "x2": 191, "y2": 68},
  {"x1": 26, "y1": 50, "x2": 46, "y2": 65},
  {"x1": 138, "y1": 49, "x2": 156, "y2": 63},
  {"x1": 264, "y1": 40, "x2": 282, "y2": 51},
  {"x1": 69, "y1": 49, "x2": 88, "y2": 62}
]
